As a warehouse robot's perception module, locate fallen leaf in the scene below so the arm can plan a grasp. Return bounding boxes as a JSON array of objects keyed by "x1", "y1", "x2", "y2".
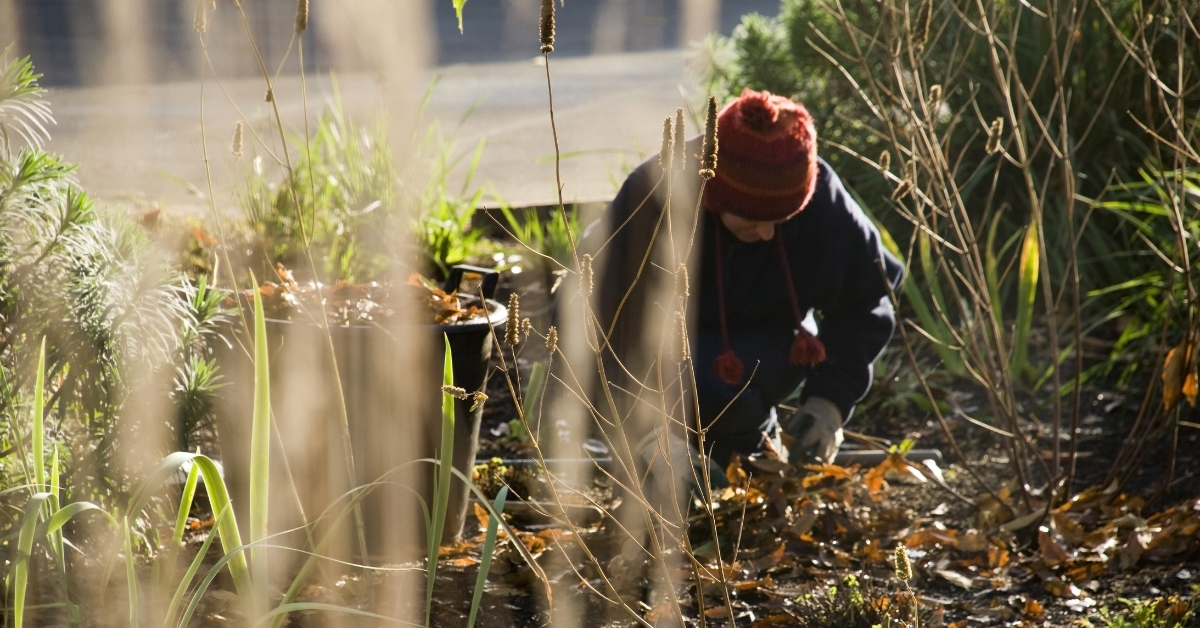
[
  {"x1": 751, "y1": 613, "x2": 794, "y2": 627},
  {"x1": 703, "y1": 605, "x2": 732, "y2": 619},
  {"x1": 726, "y1": 456, "x2": 749, "y2": 488},
  {"x1": 1162, "y1": 343, "x2": 1190, "y2": 410},
  {"x1": 1023, "y1": 598, "x2": 1045, "y2": 619},
  {"x1": 987, "y1": 545, "x2": 1010, "y2": 568},
  {"x1": 1039, "y1": 528, "x2": 1070, "y2": 566},
  {"x1": 474, "y1": 502, "x2": 489, "y2": 531},
  {"x1": 935, "y1": 569, "x2": 974, "y2": 590}
]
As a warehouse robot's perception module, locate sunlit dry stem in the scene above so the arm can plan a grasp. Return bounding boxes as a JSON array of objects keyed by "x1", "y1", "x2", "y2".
[{"x1": 699, "y1": 96, "x2": 718, "y2": 179}]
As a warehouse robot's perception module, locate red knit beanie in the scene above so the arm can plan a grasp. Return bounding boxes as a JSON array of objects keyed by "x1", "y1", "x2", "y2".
[{"x1": 703, "y1": 89, "x2": 819, "y2": 221}]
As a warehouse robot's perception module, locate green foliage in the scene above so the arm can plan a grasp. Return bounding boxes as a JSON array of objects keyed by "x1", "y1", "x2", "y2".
[
  {"x1": 697, "y1": 0, "x2": 1198, "y2": 351},
  {"x1": 1092, "y1": 596, "x2": 1196, "y2": 628},
  {"x1": 1088, "y1": 170, "x2": 1200, "y2": 383},
  {"x1": 413, "y1": 135, "x2": 489, "y2": 277},
  {"x1": 0, "y1": 52, "x2": 224, "y2": 502},
  {"x1": 240, "y1": 95, "x2": 399, "y2": 285}
]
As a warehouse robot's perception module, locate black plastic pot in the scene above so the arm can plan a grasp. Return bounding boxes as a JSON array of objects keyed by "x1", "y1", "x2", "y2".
[{"x1": 213, "y1": 265, "x2": 506, "y2": 560}]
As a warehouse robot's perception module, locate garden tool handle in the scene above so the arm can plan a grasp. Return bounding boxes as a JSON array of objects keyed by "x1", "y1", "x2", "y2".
[{"x1": 444, "y1": 265, "x2": 500, "y2": 300}]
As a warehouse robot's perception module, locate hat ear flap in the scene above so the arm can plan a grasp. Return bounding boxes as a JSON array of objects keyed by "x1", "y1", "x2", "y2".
[{"x1": 713, "y1": 348, "x2": 745, "y2": 385}]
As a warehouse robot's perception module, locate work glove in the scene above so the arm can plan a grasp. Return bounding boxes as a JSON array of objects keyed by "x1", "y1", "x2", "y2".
[{"x1": 784, "y1": 397, "x2": 844, "y2": 465}]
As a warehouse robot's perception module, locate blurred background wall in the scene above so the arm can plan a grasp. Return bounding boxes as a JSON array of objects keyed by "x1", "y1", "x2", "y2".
[{"x1": 2, "y1": 0, "x2": 781, "y2": 86}]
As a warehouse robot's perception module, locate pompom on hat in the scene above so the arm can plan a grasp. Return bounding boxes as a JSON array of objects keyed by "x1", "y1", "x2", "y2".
[
  {"x1": 703, "y1": 89, "x2": 819, "y2": 221},
  {"x1": 703, "y1": 90, "x2": 826, "y2": 385}
]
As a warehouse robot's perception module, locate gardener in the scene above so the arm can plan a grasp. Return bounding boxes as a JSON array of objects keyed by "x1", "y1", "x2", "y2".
[{"x1": 585, "y1": 89, "x2": 904, "y2": 487}]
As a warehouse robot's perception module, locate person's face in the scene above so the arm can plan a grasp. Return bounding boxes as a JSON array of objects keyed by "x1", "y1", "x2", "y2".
[{"x1": 719, "y1": 211, "x2": 782, "y2": 242}]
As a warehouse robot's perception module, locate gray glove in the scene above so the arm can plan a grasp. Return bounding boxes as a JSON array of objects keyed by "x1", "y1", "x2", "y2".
[{"x1": 784, "y1": 397, "x2": 844, "y2": 464}]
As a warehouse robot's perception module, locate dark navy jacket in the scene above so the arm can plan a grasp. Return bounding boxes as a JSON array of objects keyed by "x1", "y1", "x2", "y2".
[{"x1": 585, "y1": 142, "x2": 903, "y2": 460}]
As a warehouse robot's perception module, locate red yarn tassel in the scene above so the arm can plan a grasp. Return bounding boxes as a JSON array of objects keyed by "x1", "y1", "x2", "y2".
[
  {"x1": 790, "y1": 330, "x2": 826, "y2": 367},
  {"x1": 713, "y1": 348, "x2": 745, "y2": 384}
]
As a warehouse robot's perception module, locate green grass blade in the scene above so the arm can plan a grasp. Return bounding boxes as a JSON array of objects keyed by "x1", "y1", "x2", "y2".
[
  {"x1": 10, "y1": 492, "x2": 51, "y2": 628},
  {"x1": 879, "y1": 225, "x2": 962, "y2": 374},
  {"x1": 250, "y1": 282, "x2": 271, "y2": 611},
  {"x1": 173, "y1": 461, "x2": 201, "y2": 548},
  {"x1": 165, "y1": 506, "x2": 227, "y2": 627},
  {"x1": 984, "y1": 210, "x2": 1004, "y2": 332},
  {"x1": 522, "y1": 363, "x2": 548, "y2": 436},
  {"x1": 124, "y1": 519, "x2": 140, "y2": 628},
  {"x1": 158, "y1": 459, "x2": 201, "y2": 611},
  {"x1": 453, "y1": 0, "x2": 467, "y2": 33},
  {"x1": 426, "y1": 334, "x2": 457, "y2": 624},
  {"x1": 1011, "y1": 220, "x2": 1040, "y2": 379},
  {"x1": 468, "y1": 486, "x2": 507, "y2": 628},
  {"x1": 32, "y1": 337, "x2": 46, "y2": 493}
]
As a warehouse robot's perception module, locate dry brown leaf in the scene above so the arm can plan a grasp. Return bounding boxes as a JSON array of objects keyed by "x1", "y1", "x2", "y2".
[
  {"x1": 450, "y1": 556, "x2": 478, "y2": 568},
  {"x1": 703, "y1": 606, "x2": 732, "y2": 620},
  {"x1": 1039, "y1": 528, "x2": 1070, "y2": 566},
  {"x1": 1163, "y1": 343, "x2": 1190, "y2": 410},
  {"x1": 473, "y1": 502, "x2": 489, "y2": 531},
  {"x1": 726, "y1": 456, "x2": 749, "y2": 488},
  {"x1": 751, "y1": 613, "x2": 794, "y2": 627},
  {"x1": 935, "y1": 569, "x2": 974, "y2": 590},
  {"x1": 644, "y1": 602, "x2": 673, "y2": 623},
  {"x1": 1022, "y1": 598, "x2": 1045, "y2": 619},
  {"x1": 987, "y1": 545, "x2": 1010, "y2": 568}
]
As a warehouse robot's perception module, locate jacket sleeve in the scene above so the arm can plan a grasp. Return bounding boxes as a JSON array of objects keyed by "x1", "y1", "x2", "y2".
[
  {"x1": 800, "y1": 175, "x2": 904, "y2": 421},
  {"x1": 581, "y1": 160, "x2": 667, "y2": 378}
]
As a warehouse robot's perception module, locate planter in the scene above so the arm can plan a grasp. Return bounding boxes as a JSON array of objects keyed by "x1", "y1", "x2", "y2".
[{"x1": 213, "y1": 265, "x2": 506, "y2": 563}]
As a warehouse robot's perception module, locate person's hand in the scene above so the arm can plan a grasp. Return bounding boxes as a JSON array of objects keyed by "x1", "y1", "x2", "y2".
[{"x1": 785, "y1": 397, "x2": 844, "y2": 464}]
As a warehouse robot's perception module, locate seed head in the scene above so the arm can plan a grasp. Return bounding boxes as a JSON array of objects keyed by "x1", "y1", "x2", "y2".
[
  {"x1": 294, "y1": 0, "x2": 309, "y2": 34},
  {"x1": 677, "y1": 312, "x2": 690, "y2": 362},
  {"x1": 521, "y1": 317, "x2": 533, "y2": 340},
  {"x1": 911, "y1": 0, "x2": 933, "y2": 52},
  {"x1": 878, "y1": 149, "x2": 891, "y2": 172},
  {"x1": 986, "y1": 117, "x2": 1004, "y2": 154},
  {"x1": 674, "y1": 108, "x2": 687, "y2": 172},
  {"x1": 504, "y1": 293, "x2": 521, "y2": 346},
  {"x1": 545, "y1": 326, "x2": 558, "y2": 354},
  {"x1": 891, "y1": 179, "x2": 914, "y2": 201},
  {"x1": 539, "y1": 0, "x2": 556, "y2": 53},
  {"x1": 927, "y1": 84, "x2": 942, "y2": 111},
  {"x1": 231, "y1": 121, "x2": 244, "y2": 159},
  {"x1": 676, "y1": 263, "x2": 689, "y2": 298},
  {"x1": 581, "y1": 254, "x2": 594, "y2": 297},
  {"x1": 193, "y1": 0, "x2": 212, "y2": 33},
  {"x1": 699, "y1": 96, "x2": 719, "y2": 179},
  {"x1": 894, "y1": 545, "x2": 913, "y2": 581},
  {"x1": 659, "y1": 116, "x2": 675, "y2": 172},
  {"x1": 441, "y1": 385, "x2": 469, "y2": 400},
  {"x1": 265, "y1": 87, "x2": 274, "y2": 103}
]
